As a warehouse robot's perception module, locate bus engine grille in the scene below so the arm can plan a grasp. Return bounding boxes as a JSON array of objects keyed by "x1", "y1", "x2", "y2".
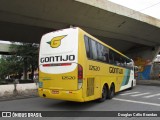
[{"x1": 86, "y1": 78, "x2": 94, "y2": 96}]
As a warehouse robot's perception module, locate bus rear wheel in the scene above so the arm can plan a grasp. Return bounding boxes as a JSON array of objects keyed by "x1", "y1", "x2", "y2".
[
  {"x1": 98, "y1": 85, "x2": 107, "y2": 102},
  {"x1": 107, "y1": 84, "x2": 115, "y2": 99}
]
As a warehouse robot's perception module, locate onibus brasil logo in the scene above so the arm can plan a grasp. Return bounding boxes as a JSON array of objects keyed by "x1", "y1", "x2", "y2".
[{"x1": 47, "y1": 35, "x2": 66, "y2": 48}]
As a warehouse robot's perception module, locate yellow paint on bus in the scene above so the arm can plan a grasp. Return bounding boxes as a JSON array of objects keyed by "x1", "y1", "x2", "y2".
[{"x1": 38, "y1": 27, "x2": 136, "y2": 102}]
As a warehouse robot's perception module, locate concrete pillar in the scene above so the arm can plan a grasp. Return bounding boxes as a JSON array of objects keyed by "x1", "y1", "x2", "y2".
[{"x1": 126, "y1": 46, "x2": 160, "y2": 80}]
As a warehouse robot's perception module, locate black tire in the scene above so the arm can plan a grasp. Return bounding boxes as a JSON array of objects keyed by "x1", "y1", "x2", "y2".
[
  {"x1": 98, "y1": 85, "x2": 107, "y2": 102},
  {"x1": 107, "y1": 84, "x2": 115, "y2": 99},
  {"x1": 129, "y1": 81, "x2": 133, "y2": 90}
]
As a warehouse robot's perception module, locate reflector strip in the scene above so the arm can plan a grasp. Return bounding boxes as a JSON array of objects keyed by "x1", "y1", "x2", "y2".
[{"x1": 42, "y1": 63, "x2": 71, "y2": 67}]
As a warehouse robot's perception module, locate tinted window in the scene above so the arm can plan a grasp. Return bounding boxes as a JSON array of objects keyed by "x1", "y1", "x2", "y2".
[
  {"x1": 97, "y1": 43, "x2": 110, "y2": 63},
  {"x1": 120, "y1": 57, "x2": 127, "y2": 67},
  {"x1": 90, "y1": 40, "x2": 98, "y2": 60},
  {"x1": 97, "y1": 43, "x2": 105, "y2": 61},
  {"x1": 109, "y1": 50, "x2": 114, "y2": 64},
  {"x1": 102, "y1": 46, "x2": 109, "y2": 63},
  {"x1": 84, "y1": 35, "x2": 132, "y2": 69},
  {"x1": 84, "y1": 35, "x2": 90, "y2": 58},
  {"x1": 126, "y1": 59, "x2": 133, "y2": 69},
  {"x1": 114, "y1": 52, "x2": 121, "y2": 66}
]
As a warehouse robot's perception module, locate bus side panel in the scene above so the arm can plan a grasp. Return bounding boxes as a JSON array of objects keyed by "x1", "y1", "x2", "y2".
[
  {"x1": 78, "y1": 30, "x2": 121, "y2": 101},
  {"x1": 119, "y1": 69, "x2": 135, "y2": 91},
  {"x1": 77, "y1": 29, "x2": 135, "y2": 102},
  {"x1": 78, "y1": 30, "x2": 100, "y2": 101},
  {"x1": 78, "y1": 29, "x2": 88, "y2": 101}
]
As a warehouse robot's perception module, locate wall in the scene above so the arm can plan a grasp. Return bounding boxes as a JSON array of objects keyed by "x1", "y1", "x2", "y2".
[
  {"x1": 127, "y1": 46, "x2": 160, "y2": 80},
  {"x1": 0, "y1": 83, "x2": 38, "y2": 97}
]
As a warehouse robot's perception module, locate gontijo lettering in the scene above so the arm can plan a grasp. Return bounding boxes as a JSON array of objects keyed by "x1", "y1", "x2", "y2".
[
  {"x1": 109, "y1": 67, "x2": 123, "y2": 74},
  {"x1": 40, "y1": 55, "x2": 75, "y2": 63}
]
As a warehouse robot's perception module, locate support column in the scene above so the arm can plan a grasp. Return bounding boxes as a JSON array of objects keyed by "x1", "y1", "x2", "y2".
[{"x1": 126, "y1": 46, "x2": 160, "y2": 80}]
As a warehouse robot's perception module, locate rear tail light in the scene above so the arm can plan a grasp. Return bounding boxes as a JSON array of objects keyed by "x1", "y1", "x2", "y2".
[
  {"x1": 78, "y1": 64, "x2": 83, "y2": 89},
  {"x1": 61, "y1": 63, "x2": 72, "y2": 66},
  {"x1": 43, "y1": 64, "x2": 51, "y2": 67},
  {"x1": 43, "y1": 63, "x2": 71, "y2": 67}
]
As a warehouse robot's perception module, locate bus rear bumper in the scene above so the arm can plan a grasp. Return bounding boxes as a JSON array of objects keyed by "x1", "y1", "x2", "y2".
[{"x1": 38, "y1": 88, "x2": 84, "y2": 102}]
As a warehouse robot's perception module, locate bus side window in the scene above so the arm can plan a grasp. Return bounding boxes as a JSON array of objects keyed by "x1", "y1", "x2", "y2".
[
  {"x1": 126, "y1": 59, "x2": 132, "y2": 70},
  {"x1": 120, "y1": 57, "x2": 126, "y2": 67},
  {"x1": 109, "y1": 50, "x2": 114, "y2": 64},
  {"x1": 123, "y1": 58, "x2": 127, "y2": 67},
  {"x1": 114, "y1": 53, "x2": 121, "y2": 66},
  {"x1": 90, "y1": 39, "x2": 98, "y2": 60},
  {"x1": 97, "y1": 43, "x2": 106, "y2": 62},
  {"x1": 84, "y1": 35, "x2": 90, "y2": 58},
  {"x1": 97, "y1": 43, "x2": 109, "y2": 63},
  {"x1": 103, "y1": 48, "x2": 109, "y2": 63}
]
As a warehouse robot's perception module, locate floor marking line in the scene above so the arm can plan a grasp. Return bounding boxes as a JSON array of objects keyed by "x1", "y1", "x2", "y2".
[
  {"x1": 131, "y1": 92, "x2": 150, "y2": 97},
  {"x1": 113, "y1": 98, "x2": 160, "y2": 107},
  {"x1": 120, "y1": 92, "x2": 140, "y2": 96},
  {"x1": 143, "y1": 93, "x2": 160, "y2": 98}
]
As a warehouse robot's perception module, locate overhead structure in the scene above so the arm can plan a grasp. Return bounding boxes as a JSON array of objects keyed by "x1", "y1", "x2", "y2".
[{"x1": 0, "y1": 0, "x2": 160, "y2": 79}]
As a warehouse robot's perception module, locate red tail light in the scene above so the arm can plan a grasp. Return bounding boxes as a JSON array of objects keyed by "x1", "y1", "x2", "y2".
[
  {"x1": 61, "y1": 63, "x2": 71, "y2": 66},
  {"x1": 43, "y1": 64, "x2": 51, "y2": 67},
  {"x1": 78, "y1": 64, "x2": 83, "y2": 80},
  {"x1": 43, "y1": 63, "x2": 71, "y2": 67},
  {"x1": 78, "y1": 64, "x2": 83, "y2": 89}
]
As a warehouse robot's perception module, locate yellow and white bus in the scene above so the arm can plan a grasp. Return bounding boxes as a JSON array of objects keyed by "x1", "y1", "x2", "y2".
[{"x1": 38, "y1": 27, "x2": 136, "y2": 102}]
